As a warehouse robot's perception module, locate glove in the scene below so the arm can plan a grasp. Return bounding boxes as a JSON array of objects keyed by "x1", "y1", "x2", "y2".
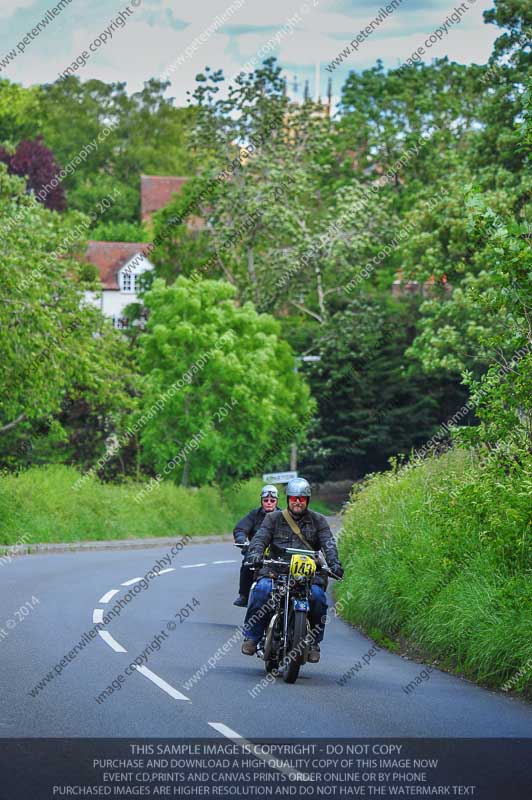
[
  {"x1": 234, "y1": 533, "x2": 246, "y2": 545},
  {"x1": 331, "y1": 563, "x2": 344, "y2": 579},
  {"x1": 244, "y1": 553, "x2": 262, "y2": 568}
]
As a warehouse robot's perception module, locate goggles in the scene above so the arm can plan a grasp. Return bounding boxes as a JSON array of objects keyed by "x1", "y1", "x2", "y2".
[
  {"x1": 288, "y1": 495, "x2": 308, "y2": 502},
  {"x1": 262, "y1": 493, "x2": 277, "y2": 501}
]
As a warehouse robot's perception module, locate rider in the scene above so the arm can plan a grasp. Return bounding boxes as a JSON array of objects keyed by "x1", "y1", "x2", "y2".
[
  {"x1": 241, "y1": 477, "x2": 344, "y2": 663},
  {"x1": 232, "y1": 485, "x2": 279, "y2": 607}
]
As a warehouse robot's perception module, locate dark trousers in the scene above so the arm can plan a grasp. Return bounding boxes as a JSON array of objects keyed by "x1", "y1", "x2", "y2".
[
  {"x1": 243, "y1": 577, "x2": 328, "y2": 643},
  {"x1": 239, "y1": 558, "x2": 255, "y2": 598}
]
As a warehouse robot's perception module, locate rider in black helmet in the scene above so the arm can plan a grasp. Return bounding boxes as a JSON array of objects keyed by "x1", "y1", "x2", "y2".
[{"x1": 232, "y1": 485, "x2": 279, "y2": 606}]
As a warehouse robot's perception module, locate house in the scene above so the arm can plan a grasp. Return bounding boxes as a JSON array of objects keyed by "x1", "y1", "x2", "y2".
[
  {"x1": 140, "y1": 175, "x2": 188, "y2": 227},
  {"x1": 392, "y1": 270, "x2": 452, "y2": 298},
  {"x1": 84, "y1": 241, "x2": 155, "y2": 329},
  {"x1": 86, "y1": 175, "x2": 191, "y2": 328}
]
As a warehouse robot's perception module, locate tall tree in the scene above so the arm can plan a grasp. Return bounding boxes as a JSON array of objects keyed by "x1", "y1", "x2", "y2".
[
  {"x1": 0, "y1": 167, "x2": 132, "y2": 445},
  {"x1": 302, "y1": 295, "x2": 466, "y2": 479},
  {"x1": 0, "y1": 137, "x2": 66, "y2": 210},
  {"x1": 137, "y1": 276, "x2": 313, "y2": 487}
]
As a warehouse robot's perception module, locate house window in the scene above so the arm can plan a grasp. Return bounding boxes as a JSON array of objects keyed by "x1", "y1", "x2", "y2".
[
  {"x1": 120, "y1": 269, "x2": 145, "y2": 293},
  {"x1": 113, "y1": 316, "x2": 129, "y2": 329},
  {"x1": 121, "y1": 271, "x2": 133, "y2": 292}
]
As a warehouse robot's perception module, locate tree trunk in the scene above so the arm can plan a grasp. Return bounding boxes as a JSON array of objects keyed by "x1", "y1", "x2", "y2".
[
  {"x1": 314, "y1": 261, "x2": 327, "y2": 321},
  {"x1": 181, "y1": 460, "x2": 190, "y2": 488},
  {"x1": 181, "y1": 393, "x2": 191, "y2": 487},
  {"x1": 247, "y1": 246, "x2": 260, "y2": 305}
]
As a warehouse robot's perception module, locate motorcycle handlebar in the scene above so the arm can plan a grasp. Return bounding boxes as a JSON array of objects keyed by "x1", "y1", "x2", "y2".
[{"x1": 244, "y1": 557, "x2": 343, "y2": 581}]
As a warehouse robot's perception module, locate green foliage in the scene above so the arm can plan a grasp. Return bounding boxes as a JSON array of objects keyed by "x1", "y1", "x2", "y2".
[
  {"x1": 337, "y1": 59, "x2": 486, "y2": 201},
  {"x1": 1, "y1": 77, "x2": 195, "y2": 222},
  {"x1": 0, "y1": 466, "x2": 264, "y2": 542},
  {"x1": 154, "y1": 60, "x2": 344, "y2": 320},
  {"x1": 337, "y1": 448, "x2": 532, "y2": 694},
  {"x1": 0, "y1": 79, "x2": 41, "y2": 143},
  {"x1": 407, "y1": 198, "x2": 532, "y2": 446},
  {"x1": 90, "y1": 219, "x2": 150, "y2": 242},
  {"x1": 137, "y1": 276, "x2": 313, "y2": 486},
  {"x1": 0, "y1": 165, "x2": 134, "y2": 456},
  {"x1": 304, "y1": 295, "x2": 466, "y2": 478}
]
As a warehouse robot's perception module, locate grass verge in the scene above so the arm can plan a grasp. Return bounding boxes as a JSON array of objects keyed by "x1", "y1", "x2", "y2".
[
  {"x1": 0, "y1": 465, "x2": 263, "y2": 543},
  {"x1": 0, "y1": 465, "x2": 333, "y2": 545},
  {"x1": 336, "y1": 448, "x2": 532, "y2": 697}
]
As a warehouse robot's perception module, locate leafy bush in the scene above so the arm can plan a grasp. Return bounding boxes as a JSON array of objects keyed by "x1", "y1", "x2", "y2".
[{"x1": 337, "y1": 447, "x2": 532, "y2": 695}]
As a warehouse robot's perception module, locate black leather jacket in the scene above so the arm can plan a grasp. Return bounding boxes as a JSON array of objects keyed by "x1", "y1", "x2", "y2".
[
  {"x1": 247, "y1": 508, "x2": 341, "y2": 584},
  {"x1": 233, "y1": 506, "x2": 272, "y2": 545}
]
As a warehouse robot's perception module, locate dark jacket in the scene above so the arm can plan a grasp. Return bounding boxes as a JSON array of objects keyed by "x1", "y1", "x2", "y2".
[
  {"x1": 247, "y1": 508, "x2": 341, "y2": 583},
  {"x1": 233, "y1": 506, "x2": 272, "y2": 544}
]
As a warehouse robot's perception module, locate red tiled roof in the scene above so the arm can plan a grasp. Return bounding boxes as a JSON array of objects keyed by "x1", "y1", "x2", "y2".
[
  {"x1": 140, "y1": 175, "x2": 188, "y2": 219},
  {"x1": 85, "y1": 241, "x2": 151, "y2": 290}
]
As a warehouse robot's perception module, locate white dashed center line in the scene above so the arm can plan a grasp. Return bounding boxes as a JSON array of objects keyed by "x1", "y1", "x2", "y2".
[
  {"x1": 121, "y1": 576, "x2": 143, "y2": 586},
  {"x1": 92, "y1": 608, "x2": 104, "y2": 625},
  {"x1": 136, "y1": 665, "x2": 190, "y2": 701},
  {"x1": 94, "y1": 554, "x2": 235, "y2": 705},
  {"x1": 207, "y1": 723, "x2": 313, "y2": 781},
  {"x1": 208, "y1": 722, "x2": 244, "y2": 739},
  {"x1": 99, "y1": 589, "x2": 120, "y2": 604},
  {"x1": 98, "y1": 630, "x2": 127, "y2": 653}
]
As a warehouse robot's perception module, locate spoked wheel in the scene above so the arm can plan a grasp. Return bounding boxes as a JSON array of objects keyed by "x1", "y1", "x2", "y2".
[{"x1": 282, "y1": 611, "x2": 307, "y2": 684}]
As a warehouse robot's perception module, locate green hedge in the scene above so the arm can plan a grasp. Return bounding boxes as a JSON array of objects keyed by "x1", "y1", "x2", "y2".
[
  {"x1": 0, "y1": 465, "x2": 332, "y2": 545},
  {"x1": 0, "y1": 465, "x2": 263, "y2": 543},
  {"x1": 336, "y1": 448, "x2": 532, "y2": 696}
]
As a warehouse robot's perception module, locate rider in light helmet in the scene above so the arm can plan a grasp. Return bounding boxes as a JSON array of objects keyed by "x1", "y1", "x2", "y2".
[
  {"x1": 241, "y1": 475, "x2": 344, "y2": 662},
  {"x1": 232, "y1": 484, "x2": 279, "y2": 606}
]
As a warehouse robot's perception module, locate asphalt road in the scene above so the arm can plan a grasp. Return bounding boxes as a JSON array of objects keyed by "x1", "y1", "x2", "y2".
[{"x1": 1, "y1": 539, "x2": 532, "y2": 739}]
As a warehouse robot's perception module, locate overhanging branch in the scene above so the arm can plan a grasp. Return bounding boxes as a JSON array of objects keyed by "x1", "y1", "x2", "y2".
[{"x1": 0, "y1": 412, "x2": 27, "y2": 435}]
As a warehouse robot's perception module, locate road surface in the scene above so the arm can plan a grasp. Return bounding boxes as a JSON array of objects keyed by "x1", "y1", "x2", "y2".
[{"x1": 1, "y1": 538, "x2": 531, "y2": 740}]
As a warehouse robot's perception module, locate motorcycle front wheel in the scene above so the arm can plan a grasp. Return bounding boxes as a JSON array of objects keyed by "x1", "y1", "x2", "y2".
[
  {"x1": 282, "y1": 611, "x2": 307, "y2": 684},
  {"x1": 264, "y1": 614, "x2": 280, "y2": 674}
]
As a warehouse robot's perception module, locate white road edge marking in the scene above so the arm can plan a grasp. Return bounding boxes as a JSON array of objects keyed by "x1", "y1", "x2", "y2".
[
  {"x1": 157, "y1": 568, "x2": 175, "y2": 575},
  {"x1": 99, "y1": 589, "x2": 120, "y2": 604},
  {"x1": 212, "y1": 560, "x2": 237, "y2": 564},
  {"x1": 121, "y1": 576, "x2": 143, "y2": 586},
  {"x1": 182, "y1": 563, "x2": 207, "y2": 568},
  {"x1": 207, "y1": 723, "x2": 313, "y2": 782},
  {"x1": 136, "y1": 665, "x2": 190, "y2": 701},
  {"x1": 98, "y1": 630, "x2": 127, "y2": 653}
]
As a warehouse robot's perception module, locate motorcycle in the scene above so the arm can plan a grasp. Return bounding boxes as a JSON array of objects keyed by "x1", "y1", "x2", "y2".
[{"x1": 244, "y1": 545, "x2": 341, "y2": 684}]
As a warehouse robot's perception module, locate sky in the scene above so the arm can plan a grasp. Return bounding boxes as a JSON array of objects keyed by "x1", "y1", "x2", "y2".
[{"x1": 0, "y1": 0, "x2": 499, "y2": 110}]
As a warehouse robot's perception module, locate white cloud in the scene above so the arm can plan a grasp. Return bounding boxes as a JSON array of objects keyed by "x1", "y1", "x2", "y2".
[
  {"x1": 1, "y1": 0, "x2": 498, "y2": 105},
  {"x1": 0, "y1": 0, "x2": 36, "y2": 19}
]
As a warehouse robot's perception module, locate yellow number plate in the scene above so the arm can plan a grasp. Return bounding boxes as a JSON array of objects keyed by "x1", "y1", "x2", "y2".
[{"x1": 290, "y1": 554, "x2": 316, "y2": 578}]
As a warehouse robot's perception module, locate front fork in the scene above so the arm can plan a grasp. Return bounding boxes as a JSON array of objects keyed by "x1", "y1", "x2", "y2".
[
  {"x1": 282, "y1": 579, "x2": 291, "y2": 651},
  {"x1": 282, "y1": 579, "x2": 311, "y2": 657}
]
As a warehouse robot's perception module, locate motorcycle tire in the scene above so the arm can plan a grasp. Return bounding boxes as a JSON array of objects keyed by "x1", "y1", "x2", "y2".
[
  {"x1": 283, "y1": 610, "x2": 307, "y2": 684},
  {"x1": 264, "y1": 614, "x2": 280, "y2": 675}
]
